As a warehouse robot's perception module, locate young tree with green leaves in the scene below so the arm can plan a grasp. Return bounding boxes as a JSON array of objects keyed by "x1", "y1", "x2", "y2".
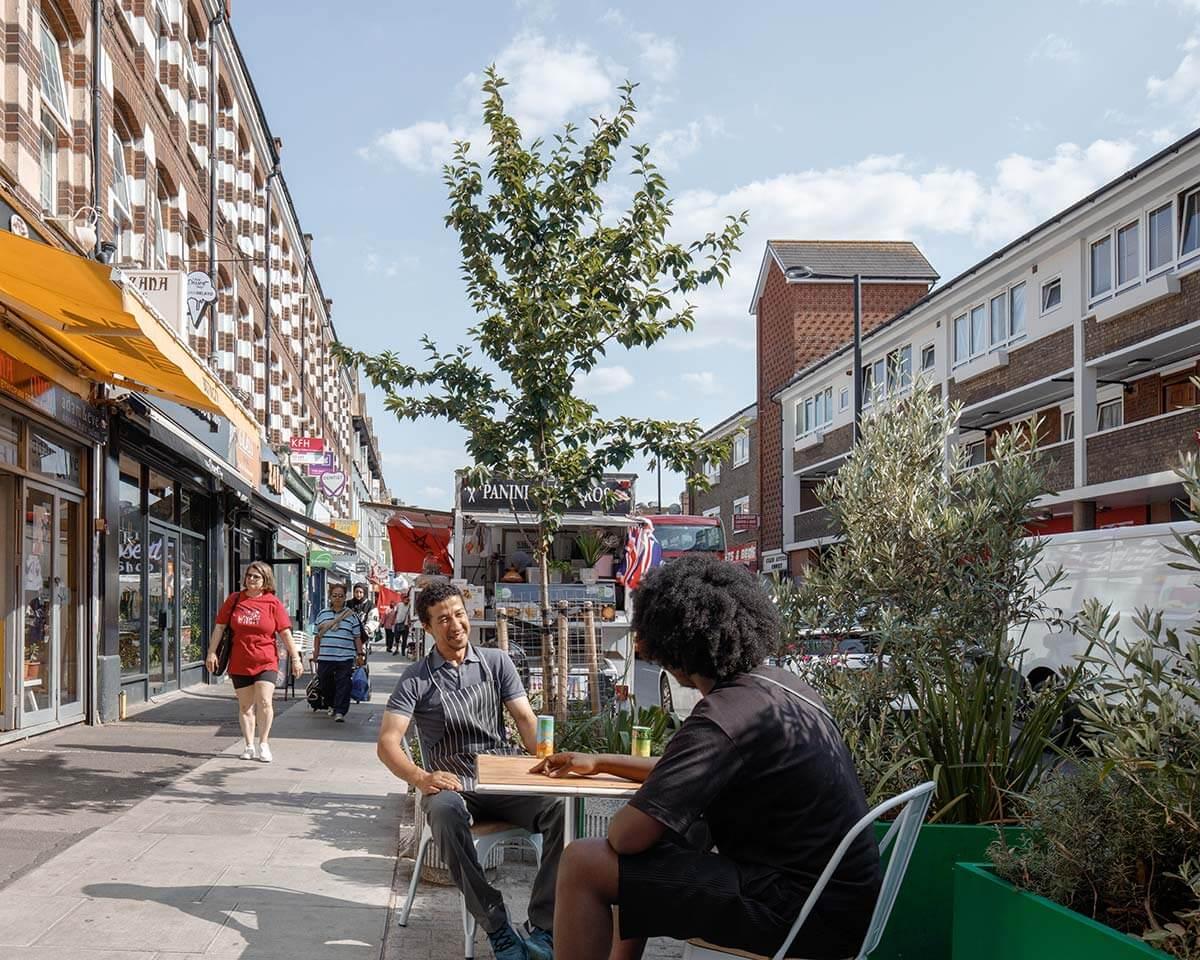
[{"x1": 335, "y1": 68, "x2": 745, "y2": 717}]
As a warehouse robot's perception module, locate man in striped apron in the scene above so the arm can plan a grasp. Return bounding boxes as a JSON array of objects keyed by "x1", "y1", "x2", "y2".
[{"x1": 378, "y1": 580, "x2": 563, "y2": 960}]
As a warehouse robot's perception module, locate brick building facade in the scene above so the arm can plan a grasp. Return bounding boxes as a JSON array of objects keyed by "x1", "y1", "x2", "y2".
[
  {"x1": 776, "y1": 128, "x2": 1200, "y2": 567},
  {"x1": 689, "y1": 403, "x2": 759, "y2": 570}
]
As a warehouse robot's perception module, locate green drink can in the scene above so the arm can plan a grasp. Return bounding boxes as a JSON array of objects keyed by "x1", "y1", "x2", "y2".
[
  {"x1": 632, "y1": 725, "x2": 652, "y2": 758},
  {"x1": 536, "y1": 715, "x2": 555, "y2": 758}
]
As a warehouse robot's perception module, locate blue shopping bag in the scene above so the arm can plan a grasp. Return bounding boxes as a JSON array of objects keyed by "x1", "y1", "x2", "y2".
[{"x1": 350, "y1": 664, "x2": 370, "y2": 703}]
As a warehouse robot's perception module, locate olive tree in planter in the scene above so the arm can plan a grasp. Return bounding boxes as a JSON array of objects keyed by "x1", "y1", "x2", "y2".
[
  {"x1": 336, "y1": 69, "x2": 742, "y2": 722},
  {"x1": 794, "y1": 380, "x2": 1080, "y2": 959}
]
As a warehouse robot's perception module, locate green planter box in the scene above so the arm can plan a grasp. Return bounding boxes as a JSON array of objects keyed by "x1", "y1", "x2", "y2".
[
  {"x1": 952, "y1": 862, "x2": 1172, "y2": 959},
  {"x1": 870, "y1": 822, "x2": 1023, "y2": 960}
]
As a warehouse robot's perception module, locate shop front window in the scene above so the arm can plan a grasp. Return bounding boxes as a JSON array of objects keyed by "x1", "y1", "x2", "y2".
[
  {"x1": 57, "y1": 499, "x2": 80, "y2": 709},
  {"x1": 119, "y1": 454, "x2": 144, "y2": 676},
  {"x1": 23, "y1": 488, "x2": 55, "y2": 709},
  {"x1": 0, "y1": 408, "x2": 19, "y2": 466},
  {"x1": 148, "y1": 469, "x2": 176, "y2": 522},
  {"x1": 179, "y1": 486, "x2": 207, "y2": 533},
  {"x1": 29, "y1": 429, "x2": 80, "y2": 485},
  {"x1": 181, "y1": 534, "x2": 205, "y2": 665}
]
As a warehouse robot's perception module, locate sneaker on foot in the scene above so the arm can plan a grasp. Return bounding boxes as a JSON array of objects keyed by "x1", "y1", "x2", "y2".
[
  {"x1": 258, "y1": 743, "x2": 273, "y2": 763},
  {"x1": 239, "y1": 742, "x2": 256, "y2": 760},
  {"x1": 327, "y1": 708, "x2": 336, "y2": 717},
  {"x1": 334, "y1": 713, "x2": 346, "y2": 723},
  {"x1": 524, "y1": 923, "x2": 553, "y2": 960},
  {"x1": 486, "y1": 923, "x2": 529, "y2": 960}
]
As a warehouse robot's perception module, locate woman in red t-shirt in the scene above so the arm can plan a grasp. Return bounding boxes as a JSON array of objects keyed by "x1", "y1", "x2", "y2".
[{"x1": 205, "y1": 561, "x2": 303, "y2": 763}]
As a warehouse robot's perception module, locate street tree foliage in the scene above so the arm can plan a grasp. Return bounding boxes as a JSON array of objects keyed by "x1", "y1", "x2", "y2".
[
  {"x1": 797, "y1": 380, "x2": 1077, "y2": 822},
  {"x1": 335, "y1": 68, "x2": 745, "y2": 714}
]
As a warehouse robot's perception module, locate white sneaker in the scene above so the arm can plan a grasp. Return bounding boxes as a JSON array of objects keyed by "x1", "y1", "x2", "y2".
[
  {"x1": 239, "y1": 742, "x2": 256, "y2": 760},
  {"x1": 258, "y1": 743, "x2": 273, "y2": 763}
]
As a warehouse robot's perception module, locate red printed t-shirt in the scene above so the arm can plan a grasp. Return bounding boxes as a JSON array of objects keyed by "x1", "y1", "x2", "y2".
[{"x1": 217, "y1": 592, "x2": 292, "y2": 675}]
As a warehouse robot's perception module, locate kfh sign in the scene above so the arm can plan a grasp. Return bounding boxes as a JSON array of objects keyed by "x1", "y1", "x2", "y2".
[{"x1": 459, "y1": 474, "x2": 635, "y2": 516}]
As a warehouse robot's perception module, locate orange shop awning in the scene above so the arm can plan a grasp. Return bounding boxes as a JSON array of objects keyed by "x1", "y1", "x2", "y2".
[{"x1": 0, "y1": 231, "x2": 257, "y2": 441}]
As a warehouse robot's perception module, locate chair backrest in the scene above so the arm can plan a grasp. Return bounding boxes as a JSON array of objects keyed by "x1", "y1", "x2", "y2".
[{"x1": 771, "y1": 781, "x2": 935, "y2": 960}]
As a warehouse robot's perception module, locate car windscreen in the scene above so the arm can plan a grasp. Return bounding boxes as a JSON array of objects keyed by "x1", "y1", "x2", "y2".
[{"x1": 655, "y1": 523, "x2": 725, "y2": 552}]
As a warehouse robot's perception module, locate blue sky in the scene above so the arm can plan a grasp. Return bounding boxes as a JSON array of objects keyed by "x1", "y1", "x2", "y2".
[{"x1": 235, "y1": 0, "x2": 1200, "y2": 510}]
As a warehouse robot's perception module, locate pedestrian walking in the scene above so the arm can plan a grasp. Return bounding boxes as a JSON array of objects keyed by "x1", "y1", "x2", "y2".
[
  {"x1": 313, "y1": 583, "x2": 367, "y2": 722},
  {"x1": 350, "y1": 582, "x2": 380, "y2": 654},
  {"x1": 205, "y1": 561, "x2": 302, "y2": 763},
  {"x1": 376, "y1": 580, "x2": 561, "y2": 960}
]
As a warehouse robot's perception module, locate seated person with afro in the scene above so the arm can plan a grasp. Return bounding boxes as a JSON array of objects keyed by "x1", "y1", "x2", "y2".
[{"x1": 534, "y1": 555, "x2": 881, "y2": 960}]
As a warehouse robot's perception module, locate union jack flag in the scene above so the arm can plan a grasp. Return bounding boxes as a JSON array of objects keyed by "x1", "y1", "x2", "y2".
[{"x1": 617, "y1": 518, "x2": 661, "y2": 591}]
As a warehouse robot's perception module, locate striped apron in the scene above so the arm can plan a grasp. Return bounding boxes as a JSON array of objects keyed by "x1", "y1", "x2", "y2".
[{"x1": 424, "y1": 648, "x2": 520, "y2": 790}]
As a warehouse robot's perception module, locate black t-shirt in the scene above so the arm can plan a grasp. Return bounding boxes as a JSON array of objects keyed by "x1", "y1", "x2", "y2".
[{"x1": 630, "y1": 665, "x2": 882, "y2": 914}]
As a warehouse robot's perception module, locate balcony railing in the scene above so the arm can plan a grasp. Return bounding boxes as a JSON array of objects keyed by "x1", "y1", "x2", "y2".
[
  {"x1": 793, "y1": 506, "x2": 838, "y2": 544},
  {"x1": 1087, "y1": 407, "x2": 1200, "y2": 487}
]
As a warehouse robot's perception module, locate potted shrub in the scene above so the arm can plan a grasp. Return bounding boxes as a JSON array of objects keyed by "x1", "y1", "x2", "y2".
[
  {"x1": 548, "y1": 559, "x2": 570, "y2": 584},
  {"x1": 794, "y1": 381, "x2": 1076, "y2": 960}
]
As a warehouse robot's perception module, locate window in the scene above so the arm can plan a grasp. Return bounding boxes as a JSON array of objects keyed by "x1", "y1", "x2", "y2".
[
  {"x1": 1009, "y1": 282, "x2": 1026, "y2": 336},
  {"x1": 953, "y1": 314, "x2": 969, "y2": 364},
  {"x1": 887, "y1": 345, "x2": 912, "y2": 392},
  {"x1": 989, "y1": 295, "x2": 1006, "y2": 346},
  {"x1": 1116, "y1": 221, "x2": 1140, "y2": 288},
  {"x1": 1181, "y1": 189, "x2": 1200, "y2": 261},
  {"x1": 1041, "y1": 277, "x2": 1062, "y2": 314},
  {"x1": 798, "y1": 387, "x2": 833, "y2": 435},
  {"x1": 1062, "y1": 410, "x2": 1075, "y2": 442},
  {"x1": 1148, "y1": 203, "x2": 1174, "y2": 274},
  {"x1": 704, "y1": 458, "x2": 720, "y2": 484},
  {"x1": 155, "y1": 1, "x2": 171, "y2": 79},
  {"x1": 839, "y1": 387, "x2": 849, "y2": 410},
  {"x1": 1097, "y1": 398, "x2": 1123, "y2": 432},
  {"x1": 38, "y1": 20, "x2": 70, "y2": 127},
  {"x1": 1090, "y1": 234, "x2": 1113, "y2": 300},
  {"x1": 152, "y1": 178, "x2": 168, "y2": 269},
  {"x1": 964, "y1": 440, "x2": 986, "y2": 467},
  {"x1": 921, "y1": 344, "x2": 935, "y2": 371},
  {"x1": 970, "y1": 305, "x2": 986, "y2": 356},
  {"x1": 702, "y1": 506, "x2": 721, "y2": 520},
  {"x1": 40, "y1": 121, "x2": 57, "y2": 213},
  {"x1": 732, "y1": 430, "x2": 749, "y2": 468},
  {"x1": 733, "y1": 496, "x2": 750, "y2": 515}
]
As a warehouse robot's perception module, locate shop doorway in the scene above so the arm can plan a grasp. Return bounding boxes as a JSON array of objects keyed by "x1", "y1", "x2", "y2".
[
  {"x1": 17, "y1": 482, "x2": 83, "y2": 729},
  {"x1": 147, "y1": 523, "x2": 179, "y2": 696}
]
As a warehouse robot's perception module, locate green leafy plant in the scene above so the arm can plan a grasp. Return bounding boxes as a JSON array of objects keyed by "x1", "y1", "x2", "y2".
[
  {"x1": 574, "y1": 530, "x2": 606, "y2": 567},
  {"x1": 335, "y1": 67, "x2": 745, "y2": 721},
  {"x1": 557, "y1": 701, "x2": 678, "y2": 756},
  {"x1": 797, "y1": 379, "x2": 1078, "y2": 823}
]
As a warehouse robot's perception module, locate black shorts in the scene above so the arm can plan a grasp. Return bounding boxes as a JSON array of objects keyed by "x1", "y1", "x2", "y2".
[
  {"x1": 617, "y1": 838, "x2": 859, "y2": 959},
  {"x1": 230, "y1": 670, "x2": 278, "y2": 689}
]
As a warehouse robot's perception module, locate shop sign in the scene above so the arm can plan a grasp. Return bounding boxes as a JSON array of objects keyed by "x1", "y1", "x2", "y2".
[
  {"x1": 262, "y1": 461, "x2": 284, "y2": 495},
  {"x1": 459, "y1": 474, "x2": 635, "y2": 516},
  {"x1": 296, "y1": 450, "x2": 333, "y2": 469},
  {"x1": 355, "y1": 560, "x2": 369, "y2": 573},
  {"x1": 727, "y1": 542, "x2": 758, "y2": 565},
  {"x1": 307, "y1": 460, "x2": 335, "y2": 476},
  {"x1": 761, "y1": 550, "x2": 787, "y2": 573},
  {"x1": 331, "y1": 552, "x2": 357, "y2": 564},
  {"x1": 733, "y1": 513, "x2": 760, "y2": 532},
  {"x1": 290, "y1": 436, "x2": 325, "y2": 453},
  {"x1": 185, "y1": 272, "x2": 216, "y2": 328},
  {"x1": 308, "y1": 548, "x2": 333, "y2": 569},
  {"x1": 331, "y1": 518, "x2": 359, "y2": 539},
  {"x1": 125, "y1": 270, "x2": 188, "y2": 337},
  {"x1": 229, "y1": 424, "x2": 261, "y2": 489},
  {"x1": 0, "y1": 348, "x2": 107, "y2": 442},
  {"x1": 319, "y1": 470, "x2": 347, "y2": 498}
]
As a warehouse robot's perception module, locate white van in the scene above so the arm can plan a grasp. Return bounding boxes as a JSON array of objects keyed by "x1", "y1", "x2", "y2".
[{"x1": 1015, "y1": 521, "x2": 1200, "y2": 687}]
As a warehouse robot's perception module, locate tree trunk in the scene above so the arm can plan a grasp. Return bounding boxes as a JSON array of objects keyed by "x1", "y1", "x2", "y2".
[
  {"x1": 556, "y1": 601, "x2": 569, "y2": 724},
  {"x1": 537, "y1": 534, "x2": 556, "y2": 716},
  {"x1": 496, "y1": 606, "x2": 509, "y2": 652},
  {"x1": 583, "y1": 601, "x2": 600, "y2": 715}
]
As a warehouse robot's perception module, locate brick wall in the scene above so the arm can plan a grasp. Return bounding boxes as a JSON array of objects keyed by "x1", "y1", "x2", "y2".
[
  {"x1": 948, "y1": 327, "x2": 1074, "y2": 408},
  {"x1": 1086, "y1": 407, "x2": 1200, "y2": 485},
  {"x1": 794, "y1": 422, "x2": 852, "y2": 471},
  {"x1": 757, "y1": 262, "x2": 927, "y2": 552},
  {"x1": 690, "y1": 416, "x2": 760, "y2": 539},
  {"x1": 1034, "y1": 441, "x2": 1074, "y2": 494},
  {"x1": 1085, "y1": 272, "x2": 1200, "y2": 360}
]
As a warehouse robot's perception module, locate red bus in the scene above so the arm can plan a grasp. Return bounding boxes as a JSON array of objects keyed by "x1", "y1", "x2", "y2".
[{"x1": 644, "y1": 514, "x2": 725, "y2": 561}]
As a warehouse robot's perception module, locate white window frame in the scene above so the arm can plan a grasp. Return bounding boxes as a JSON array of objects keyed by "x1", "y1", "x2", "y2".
[
  {"x1": 704, "y1": 458, "x2": 721, "y2": 484},
  {"x1": 732, "y1": 496, "x2": 750, "y2": 516},
  {"x1": 964, "y1": 439, "x2": 986, "y2": 467},
  {"x1": 839, "y1": 386, "x2": 849, "y2": 411},
  {"x1": 1147, "y1": 200, "x2": 1175, "y2": 278},
  {"x1": 1062, "y1": 409, "x2": 1075, "y2": 442},
  {"x1": 1009, "y1": 281, "x2": 1027, "y2": 339},
  {"x1": 154, "y1": 0, "x2": 171, "y2": 77},
  {"x1": 921, "y1": 343, "x2": 935, "y2": 372},
  {"x1": 989, "y1": 294, "x2": 1006, "y2": 348},
  {"x1": 38, "y1": 19, "x2": 70, "y2": 132},
  {"x1": 1116, "y1": 219, "x2": 1140, "y2": 291},
  {"x1": 153, "y1": 187, "x2": 168, "y2": 269},
  {"x1": 702, "y1": 505, "x2": 721, "y2": 520},
  {"x1": 1096, "y1": 398, "x2": 1123, "y2": 432},
  {"x1": 732, "y1": 430, "x2": 749, "y2": 468},
  {"x1": 1040, "y1": 276, "x2": 1062, "y2": 316},
  {"x1": 111, "y1": 130, "x2": 132, "y2": 222},
  {"x1": 886, "y1": 344, "x2": 912, "y2": 393},
  {"x1": 1180, "y1": 186, "x2": 1200, "y2": 264},
  {"x1": 1089, "y1": 232, "x2": 1114, "y2": 303},
  {"x1": 797, "y1": 386, "x2": 834, "y2": 435},
  {"x1": 953, "y1": 314, "x2": 969, "y2": 365},
  {"x1": 969, "y1": 304, "x2": 986, "y2": 358},
  {"x1": 39, "y1": 119, "x2": 57, "y2": 214}
]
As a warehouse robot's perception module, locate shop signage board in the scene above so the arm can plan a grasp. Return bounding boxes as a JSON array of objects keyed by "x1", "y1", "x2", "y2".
[
  {"x1": 0, "y1": 347, "x2": 107, "y2": 442},
  {"x1": 459, "y1": 473, "x2": 635, "y2": 515},
  {"x1": 229, "y1": 425, "x2": 261, "y2": 489},
  {"x1": 761, "y1": 551, "x2": 787, "y2": 573},
  {"x1": 331, "y1": 518, "x2": 360, "y2": 539},
  {"x1": 319, "y1": 470, "x2": 347, "y2": 498},
  {"x1": 309, "y1": 548, "x2": 333, "y2": 569},
  {"x1": 185, "y1": 272, "x2": 216, "y2": 328},
  {"x1": 292, "y1": 449, "x2": 329, "y2": 466},
  {"x1": 290, "y1": 436, "x2": 325, "y2": 453},
  {"x1": 125, "y1": 270, "x2": 188, "y2": 338},
  {"x1": 733, "y1": 513, "x2": 760, "y2": 531},
  {"x1": 727, "y1": 542, "x2": 758, "y2": 565}
]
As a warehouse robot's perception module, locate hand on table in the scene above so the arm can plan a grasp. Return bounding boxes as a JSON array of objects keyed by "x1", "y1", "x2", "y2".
[
  {"x1": 419, "y1": 770, "x2": 463, "y2": 795},
  {"x1": 529, "y1": 752, "x2": 600, "y2": 778}
]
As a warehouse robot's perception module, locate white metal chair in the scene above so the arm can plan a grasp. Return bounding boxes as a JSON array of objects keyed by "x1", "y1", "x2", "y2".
[
  {"x1": 683, "y1": 781, "x2": 936, "y2": 960},
  {"x1": 397, "y1": 738, "x2": 544, "y2": 959}
]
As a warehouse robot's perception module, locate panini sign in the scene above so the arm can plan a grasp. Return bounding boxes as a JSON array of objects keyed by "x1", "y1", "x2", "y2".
[{"x1": 459, "y1": 474, "x2": 635, "y2": 516}]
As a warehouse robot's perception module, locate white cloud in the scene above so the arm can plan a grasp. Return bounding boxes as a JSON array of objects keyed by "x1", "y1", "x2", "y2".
[
  {"x1": 662, "y1": 139, "x2": 1138, "y2": 351},
  {"x1": 681, "y1": 371, "x2": 723, "y2": 395},
  {"x1": 579, "y1": 365, "x2": 634, "y2": 396},
  {"x1": 361, "y1": 121, "x2": 465, "y2": 173},
  {"x1": 1031, "y1": 33, "x2": 1080, "y2": 64},
  {"x1": 652, "y1": 116, "x2": 725, "y2": 171},
  {"x1": 1149, "y1": 34, "x2": 1200, "y2": 106},
  {"x1": 632, "y1": 31, "x2": 679, "y2": 82}
]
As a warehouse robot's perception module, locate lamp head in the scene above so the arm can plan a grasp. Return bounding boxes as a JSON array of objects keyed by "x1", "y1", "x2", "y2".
[{"x1": 784, "y1": 264, "x2": 815, "y2": 281}]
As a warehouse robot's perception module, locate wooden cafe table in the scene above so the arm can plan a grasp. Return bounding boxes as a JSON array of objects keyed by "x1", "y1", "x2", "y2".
[{"x1": 475, "y1": 753, "x2": 640, "y2": 844}]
